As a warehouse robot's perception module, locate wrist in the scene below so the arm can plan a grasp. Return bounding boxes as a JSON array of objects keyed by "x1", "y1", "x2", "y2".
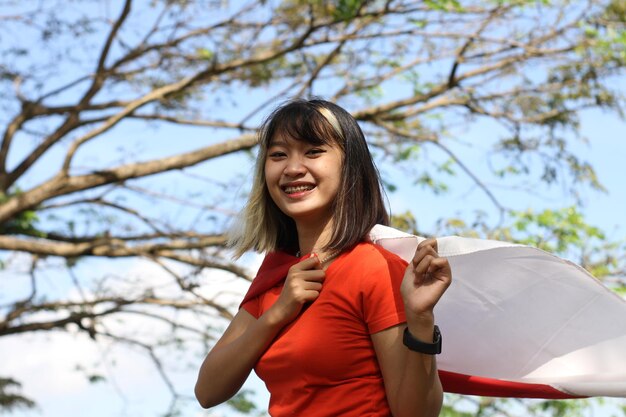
[
  {"x1": 405, "y1": 310, "x2": 434, "y2": 341},
  {"x1": 405, "y1": 308, "x2": 433, "y2": 325}
]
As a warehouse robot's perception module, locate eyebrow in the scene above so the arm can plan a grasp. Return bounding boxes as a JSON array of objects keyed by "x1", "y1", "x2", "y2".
[{"x1": 267, "y1": 139, "x2": 288, "y2": 147}]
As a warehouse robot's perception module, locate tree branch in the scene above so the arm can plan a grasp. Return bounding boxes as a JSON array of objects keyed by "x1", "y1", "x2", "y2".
[
  {"x1": 128, "y1": 114, "x2": 254, "y2": 131},
  {"x1": 0, "y1": 234, "x2": 227, "y2": 257},
  {"x1": 79, "y1": 0, "x2": 133, "y2": 107},
  {"x1": 0, "y1": 133, "x2": 256, "y2": 223}
]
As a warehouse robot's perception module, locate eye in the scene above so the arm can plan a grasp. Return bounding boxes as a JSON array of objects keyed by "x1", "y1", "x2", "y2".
[
  {"x1": 268, "y1": 151, "x2": 286, "y2": 158},
  {"x1": 306, "y1": 148, "x2": 326, "y2": 156}
]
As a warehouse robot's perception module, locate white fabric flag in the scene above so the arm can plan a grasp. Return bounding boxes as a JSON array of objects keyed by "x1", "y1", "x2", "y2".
[{"x1": 368, "y1": 224, "x2": 626, "y2": 398}]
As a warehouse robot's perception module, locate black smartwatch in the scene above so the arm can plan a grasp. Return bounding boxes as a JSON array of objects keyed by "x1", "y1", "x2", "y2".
[{"x1": 403, "y1": 325, "x2": 442, "y2": 355}]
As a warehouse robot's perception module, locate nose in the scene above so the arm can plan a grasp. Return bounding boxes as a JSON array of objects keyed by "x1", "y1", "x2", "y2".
[{"x1": 283, "y1": 156, "x2": 307, "y2": 177}]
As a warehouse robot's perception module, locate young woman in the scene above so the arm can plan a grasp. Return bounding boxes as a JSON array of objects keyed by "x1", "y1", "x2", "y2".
[{"x1": 195, "y1": 99, "x2": 452, "y2": 417}]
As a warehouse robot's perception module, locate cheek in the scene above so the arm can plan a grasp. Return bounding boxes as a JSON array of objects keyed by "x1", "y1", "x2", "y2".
[
  {"x1": 325, "y1": 158, "x2": 343, "y2": 182},
  {"x1": 264, "y1": 162, "x2": 278, "y2": 183},
  {"x1": 320, "y1": 164, "x2": 342, "y2": 195}
]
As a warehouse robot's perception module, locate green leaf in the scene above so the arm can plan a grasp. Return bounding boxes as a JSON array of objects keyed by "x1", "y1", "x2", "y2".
[
  {"x1": 88, "y1": 374, "x2": 106, "y2": 384},
  {"x1": 424, "y1": 0, "x2": 464, "y2": 12},
  {"x1": 0, "y1": 377, "x2": 36, "y2": 412},
  {"x1": 333, "y1": 0, "x2": 362, "y2": 21},
  {"x1": 227, "y1": 390, "x2": 257, "y2": 413},
  {"x1": 408, "y1": 18, "x2": 427, "y2": 28},
  {"x1": 390, "y1": 211, "x2": 419, "y2": 235},
  {"x1": 196, "y1": 48, "x2": 214, "y2": 60},
  {"x1": 396, "y1": 144, "x2": 421, "y2": 161}
]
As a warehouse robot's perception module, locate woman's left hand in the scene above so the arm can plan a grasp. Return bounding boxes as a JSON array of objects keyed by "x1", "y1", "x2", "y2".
[{"x1": 400, "y1": 238, "x2": 452, "y2": 322}]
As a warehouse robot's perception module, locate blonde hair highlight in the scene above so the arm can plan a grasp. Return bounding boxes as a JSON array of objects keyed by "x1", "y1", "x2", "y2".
[{"x1": 228, "y1": 143, "x2": 277, "y2": 258}]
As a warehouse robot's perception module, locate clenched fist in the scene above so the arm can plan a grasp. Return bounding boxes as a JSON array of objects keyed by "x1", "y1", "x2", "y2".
[
  {"x1": 268, "y1": 255, "x2": 326, "y2": 326},
  {"x1": 400, "y1": 238, "x2": 452, "y2": 324}
]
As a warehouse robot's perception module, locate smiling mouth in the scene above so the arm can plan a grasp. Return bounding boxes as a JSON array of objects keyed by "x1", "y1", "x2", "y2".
[{"x1": 282, "y1": 184, "x2": 316, "y2": 194}]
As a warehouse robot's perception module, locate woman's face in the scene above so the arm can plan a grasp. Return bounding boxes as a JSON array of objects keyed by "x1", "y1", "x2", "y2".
[{"x1": 264, "y1": 134, "x2": 343, "y2": 225}]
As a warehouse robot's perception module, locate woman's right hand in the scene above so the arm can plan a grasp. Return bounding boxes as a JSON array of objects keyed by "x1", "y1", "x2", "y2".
[
  {"x1": 195, "y1": 255, "x2": 324, "y2": 409},
  {"x1": 266, "y1": 255, "x2": 325, "y2": 326}
]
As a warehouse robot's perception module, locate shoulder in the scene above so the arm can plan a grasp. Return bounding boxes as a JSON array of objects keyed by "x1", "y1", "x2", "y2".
[
  {"x1": 342, "y1": 242, "x2": 408, "y2": 274},
  {"x1": 348, "y1": 242, "x2": 408, "y2": 263}
]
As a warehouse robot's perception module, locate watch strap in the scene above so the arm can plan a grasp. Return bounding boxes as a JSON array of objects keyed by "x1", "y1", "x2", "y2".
[{"x1": 403, "y1": 325, "x2": 442, "y2": 355}]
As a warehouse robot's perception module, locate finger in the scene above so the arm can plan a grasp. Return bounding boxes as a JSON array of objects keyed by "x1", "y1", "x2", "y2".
[
  {"x1": 303, "y1": 282, "x2": 323, "y2": 292},
  {"x1": 413, "y1": 254, "x2": 436, "y2": 283},
  {"x1": 417, "y1": 238, "x2": 438, "y2": 252},
  {"x1": 294, "y1": 255, "x2": 323, "y2": 271},
  {"x1": 412, "y1": 245, "x2": 438, "y2": 267},
  {"x1": 301, "y1": 269, "x2": 326, "y2": 283},
  {"x1": 427, "y1": 258, "x2": 453, "y2": 284},
  {"x1": 413, "y1": 244, "x2": 437, "y2": 260},
  {"x1": 303, "y1": 289, "x2": 321, "y2": 301},
  {"x1": 290, "y1": 289, "x2": 319, "y2": 305},
  {"x1": 289, "y1": 284, "x2": 321, "y2": 302},
  {"x1": 286, "y1": 269, "x2": 325, "y2": 288}
]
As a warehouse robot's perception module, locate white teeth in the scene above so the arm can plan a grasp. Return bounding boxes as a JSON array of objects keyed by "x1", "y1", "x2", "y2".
[{"x1": 284, "y1": 185, "x2": 315, "y2": 194}]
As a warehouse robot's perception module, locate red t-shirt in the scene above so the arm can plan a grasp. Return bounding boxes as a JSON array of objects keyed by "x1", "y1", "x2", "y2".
[{"x1": 242, "y1": 242, "x2": 408, "y2": 417}]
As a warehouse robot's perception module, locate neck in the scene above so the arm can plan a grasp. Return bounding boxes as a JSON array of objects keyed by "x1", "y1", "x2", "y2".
[{"x1": 295, "y1": 216, "x2": 334, "y2": 256}]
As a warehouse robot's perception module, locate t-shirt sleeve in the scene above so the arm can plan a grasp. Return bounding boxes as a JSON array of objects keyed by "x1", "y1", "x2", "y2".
[
  {"x1": 241, "y1": 295, "x2": 260, "y2": 319},
  {"x1": 361, "y1": 250, "x2": 408, "y2": 334}
]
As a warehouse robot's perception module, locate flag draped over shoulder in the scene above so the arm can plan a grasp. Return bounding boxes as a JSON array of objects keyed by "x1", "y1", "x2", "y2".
[{"x1": 241, "y1": 225, "x2": 626, "y2": 399}]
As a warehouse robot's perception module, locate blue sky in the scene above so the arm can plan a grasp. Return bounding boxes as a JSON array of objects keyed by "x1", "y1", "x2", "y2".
[{"x1": 1, "y1": 1, "x2": 625, "y2": 416}]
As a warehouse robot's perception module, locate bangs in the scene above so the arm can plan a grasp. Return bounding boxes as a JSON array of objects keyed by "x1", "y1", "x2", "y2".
[{"x1": 261, "y1": 102, "x2": 344, "y2": 150}]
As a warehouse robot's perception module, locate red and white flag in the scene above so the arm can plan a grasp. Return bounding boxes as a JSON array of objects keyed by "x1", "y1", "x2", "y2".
[{"x1": 369, "y1": 224, "x2": 626, "y2": 398}]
